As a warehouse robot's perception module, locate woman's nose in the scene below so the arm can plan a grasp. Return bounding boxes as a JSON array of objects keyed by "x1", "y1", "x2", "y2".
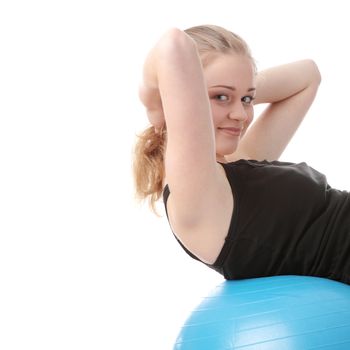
[{"x1": 228, "y1": 102, "x2": 248, "y2": 121}]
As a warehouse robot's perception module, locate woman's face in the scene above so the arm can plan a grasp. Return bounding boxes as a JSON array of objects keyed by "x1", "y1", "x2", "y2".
[{"x1": 203, "y1": 53, "x2": 256, "y2": 161}]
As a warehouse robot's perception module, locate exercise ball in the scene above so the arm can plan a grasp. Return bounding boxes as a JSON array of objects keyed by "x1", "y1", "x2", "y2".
[{"x1": 174, "y1": 275, "x2": 350, "y2": 349}]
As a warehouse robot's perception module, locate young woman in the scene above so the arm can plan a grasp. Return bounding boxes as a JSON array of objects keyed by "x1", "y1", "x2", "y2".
[{"x1": 133, "y1": 25, "x2": 350, "y2": 284}]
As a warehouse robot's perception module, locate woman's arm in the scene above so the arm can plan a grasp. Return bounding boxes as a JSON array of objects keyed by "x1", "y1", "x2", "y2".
[
  {"x1": 138, "y1": 29, "x2": 235, "y2": 263},
  {"x1": 138, "y1": 50, "x2": 165, "y2": 131},
  {"x1": 231, "y1": 59, "x2": 321, "y2": 161},
  {"x1": 140, "y1": 29, "x2": 227, "y2": 229}
]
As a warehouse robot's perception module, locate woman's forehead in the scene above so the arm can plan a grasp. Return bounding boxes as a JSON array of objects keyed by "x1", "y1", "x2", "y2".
[{"x1": 204, "y1": 54, "x2": 256, "y2": 89}]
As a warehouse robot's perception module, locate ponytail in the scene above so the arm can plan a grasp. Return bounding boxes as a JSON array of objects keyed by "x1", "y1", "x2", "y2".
[{"x1": 133, "y1": 126, "x2": 166, "y2": 213}]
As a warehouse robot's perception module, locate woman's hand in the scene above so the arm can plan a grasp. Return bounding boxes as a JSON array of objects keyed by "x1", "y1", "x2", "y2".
[
  {"x1": 230, "y1": 59, "x2": 321, "y2": 162},
  {"x1": 138, "y1": 84, "x2": 165, "y2": 132}
]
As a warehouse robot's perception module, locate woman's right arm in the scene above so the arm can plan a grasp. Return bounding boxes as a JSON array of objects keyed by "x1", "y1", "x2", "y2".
[{"x1": 140, "y1": 29, "x2": 229, "y2": 231}]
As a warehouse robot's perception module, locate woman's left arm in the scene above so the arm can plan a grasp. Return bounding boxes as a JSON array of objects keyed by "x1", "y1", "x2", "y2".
[{"x1": 231, "y1": 59, "x2": 321, "y2": 161}]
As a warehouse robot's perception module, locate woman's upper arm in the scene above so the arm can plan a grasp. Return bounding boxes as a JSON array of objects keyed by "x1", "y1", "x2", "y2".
[
  {"x1": 232, "y1": 60, "x2": 321, "y2": 161},
  {"x1": 153, "y1": 29, "x2": 221, "y2": 225}
]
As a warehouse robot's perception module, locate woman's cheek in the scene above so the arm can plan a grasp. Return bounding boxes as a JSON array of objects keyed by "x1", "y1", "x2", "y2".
[
  {"x1": 241, "y1": 112, "x2": 254, "y2": 137},
  {"x1": 246, "y1": 113, "x2": 254, "y2": 127}
]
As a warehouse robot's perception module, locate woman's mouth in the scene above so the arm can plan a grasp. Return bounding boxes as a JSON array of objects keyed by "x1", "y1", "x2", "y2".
[{"x1": 218, "y1": 127, "x2": 242, "y2": 136}]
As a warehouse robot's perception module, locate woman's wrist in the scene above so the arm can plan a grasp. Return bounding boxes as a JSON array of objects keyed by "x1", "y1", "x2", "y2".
[{"x1": 254, "y1": 59, "x2": 321, "y2": 105}]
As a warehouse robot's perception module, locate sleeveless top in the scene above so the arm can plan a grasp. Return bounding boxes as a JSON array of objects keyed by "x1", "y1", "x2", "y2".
[{"x1": 163, "y1": 159, "x2": 350, "y2": 284}]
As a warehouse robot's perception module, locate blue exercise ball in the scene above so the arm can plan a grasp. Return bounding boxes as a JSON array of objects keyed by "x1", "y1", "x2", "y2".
[{"x1": 174, "y1": 276, "x2": 350, "y2": 349}]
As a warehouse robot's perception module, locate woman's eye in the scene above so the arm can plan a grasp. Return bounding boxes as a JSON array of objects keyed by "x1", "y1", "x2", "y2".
[
  {"x1": 215, "y1": 94, "x2": 229, "y2": 101},
  {"x1": 242, "y1": 95, "x2": 254, "y2": 105}
]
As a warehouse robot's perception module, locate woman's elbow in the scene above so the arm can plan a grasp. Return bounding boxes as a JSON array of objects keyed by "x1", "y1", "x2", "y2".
[
  {"x1": 157, "y1": 28, "x2": 197, "y2": 61},
  {"x1": 306, "y1": 59, "x2": 322, "y2": 87}
]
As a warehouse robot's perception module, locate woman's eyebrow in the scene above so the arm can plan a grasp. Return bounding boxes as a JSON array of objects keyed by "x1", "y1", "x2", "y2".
[{"x1": 211, "y1": 84, "x2": 256, "y2": 92}]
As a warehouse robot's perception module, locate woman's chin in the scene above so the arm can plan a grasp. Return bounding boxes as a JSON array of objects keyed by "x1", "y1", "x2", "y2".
[
  {"x1": 216, "y1": 151, "x2": 237, "y2": 163},
  {"x1": 217, "y1": 146, "x2": 238, "y2": 158}
]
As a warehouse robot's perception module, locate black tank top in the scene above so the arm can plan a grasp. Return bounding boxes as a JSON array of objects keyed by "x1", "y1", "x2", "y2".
[{"x1": 163, "y1": 159, "x2": 350, "y2": 284}]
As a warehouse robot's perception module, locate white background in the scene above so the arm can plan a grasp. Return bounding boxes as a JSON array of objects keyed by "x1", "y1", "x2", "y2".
[{"x1": 1, "y1": 1, "x2": 350, "y2": 349}]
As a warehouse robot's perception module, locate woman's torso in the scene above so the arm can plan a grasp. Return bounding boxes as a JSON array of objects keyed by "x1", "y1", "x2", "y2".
[{"x1": 163, "y1": 159, "x2": 350, "y2": 282}]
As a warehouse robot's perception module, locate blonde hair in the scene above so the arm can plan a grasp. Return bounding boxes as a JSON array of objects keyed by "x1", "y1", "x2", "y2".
[
  {"x1": 133, "y1": 126, "x2": 166, "y2": 213},
  {"x1": 185, "y1": 25, "x2": 256, "y2": 70},
  {"x1": 133, "y1": 25, "x2": 254, "y2": 212}
]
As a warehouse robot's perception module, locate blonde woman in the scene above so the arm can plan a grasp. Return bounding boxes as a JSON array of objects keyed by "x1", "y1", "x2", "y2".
[{"x1": 134, "y1": 25, "x2": 350, "y2": 284}]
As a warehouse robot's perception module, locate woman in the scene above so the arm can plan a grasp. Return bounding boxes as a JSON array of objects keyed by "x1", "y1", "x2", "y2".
[{"x1": 134, "y1": 25, "x2": 350, "y2": 284}]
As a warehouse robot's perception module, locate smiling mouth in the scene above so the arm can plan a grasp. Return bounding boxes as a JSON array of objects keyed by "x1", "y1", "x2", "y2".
[{"x1": 218, "y1": 127, "x2": 242, "y2": 136}]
